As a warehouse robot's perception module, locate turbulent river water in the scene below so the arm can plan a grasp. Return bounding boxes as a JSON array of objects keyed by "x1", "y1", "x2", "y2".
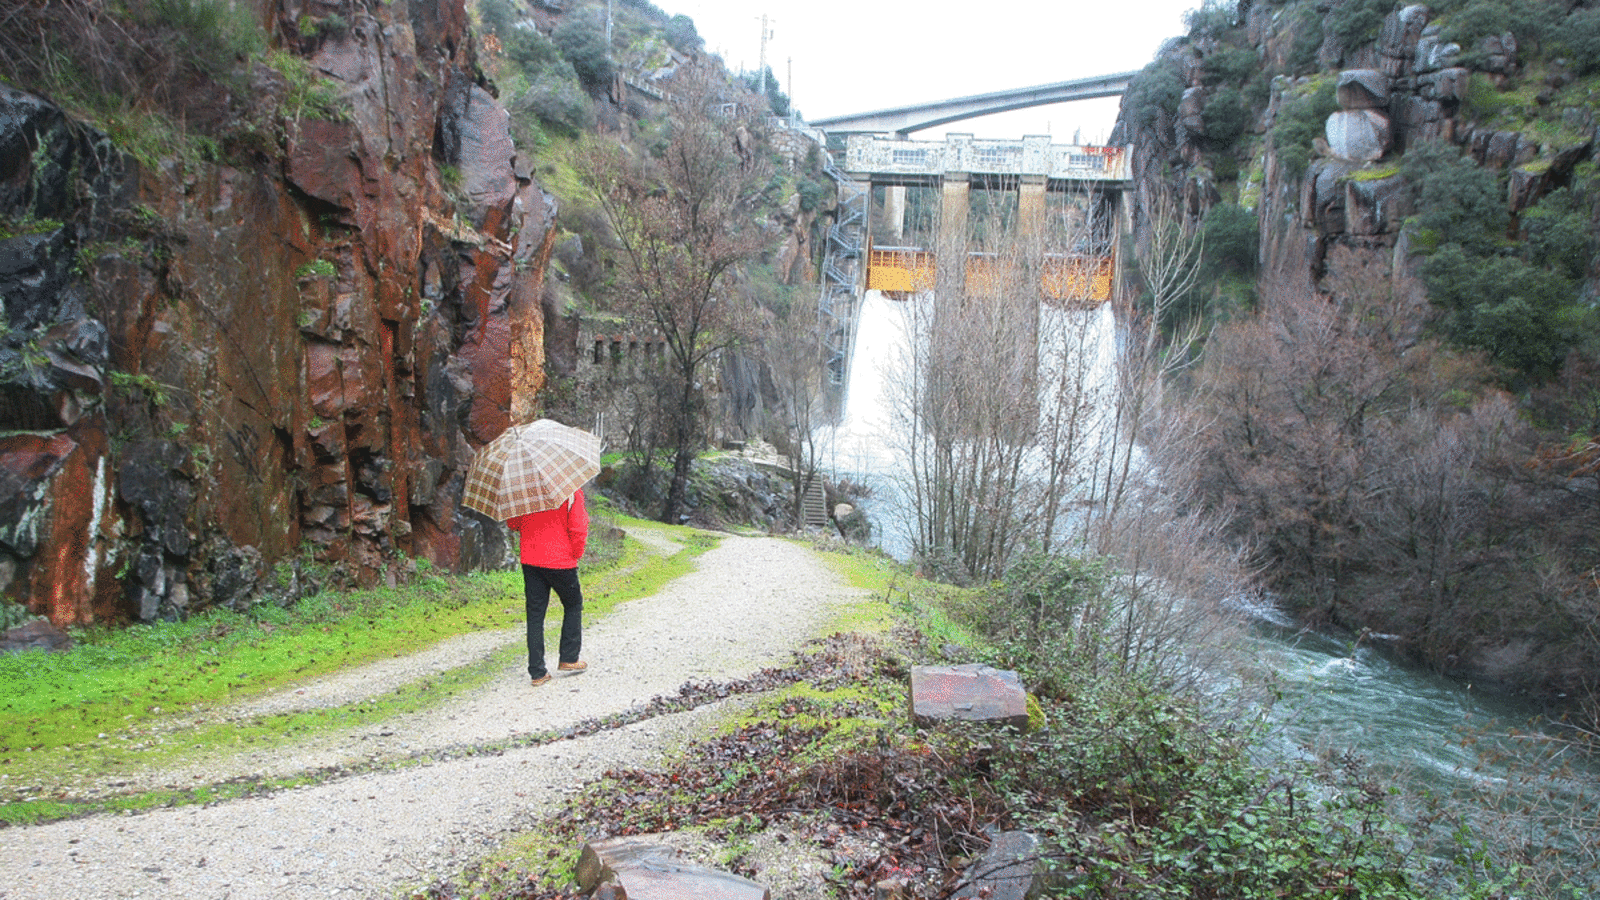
[{"x1": 822, "y1": 289, "x2": 1599, "y2": 887}]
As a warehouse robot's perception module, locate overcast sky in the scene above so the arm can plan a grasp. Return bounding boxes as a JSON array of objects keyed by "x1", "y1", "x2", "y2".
[{"x1": 658, "y1": 0, "x2": 1203, "y2": 143}]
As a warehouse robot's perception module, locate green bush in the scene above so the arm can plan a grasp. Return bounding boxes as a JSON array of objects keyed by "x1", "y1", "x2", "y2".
[
  {"x1": 1401, "y1": 141, "x2": 1505, "y2": 254},
  {"x1": 1522, "y1": 188, "x2": 1595, "y2": 281},
  {"x1": 1185, "y1": 0, "x2": 1241, "y2": 41},
  {"x1": 514, "y1": 65, "x2": 594, "y2": 134},
  {"x1": 478, "y1": 0, "x2": 518, "y2": 36},
  {"x1": 1271, "y1": 77, "x2": 1337, "y2": 179},
  {"x1": 664, "y1": 14, "x2": 702, "y2": 54},
  {"x1": 503, "y1": 26, "x2": 562, "y2": 76},
  {"x1": 1203, "y1": 86, "x2": 1250, "y2": 145},
  {"x1": 1201, "y1": 45, "x2": 1261, "y2": 86},
  {"x1": 144, "y1": 0, "x2": 265, "y2": 81},
  {"x1": 1420, "y1": 244, "x2": 1575, "y2": 380},
  {"x1": 1124, "y1": 57, "x2": 1186, "y2": 134},
  {"x1": 1442, "y1": 0, "x2": 1560, "y2": 66},
  {"x1": 1286, "y1": 6, "x2": 1326, "y2": 73},
  {"x1": 1327, "y1": 0, "x2": 1397, "y2": 50},
  {"x1": 553, "y1": 11, "x2": 614, "y2": 91},
  {"x1": 1558, "y1": 7, "x2": 1600, "y2": 75},
  {"x1": 1201, "y1": 202, "x2": 1259, "y2": 276}
]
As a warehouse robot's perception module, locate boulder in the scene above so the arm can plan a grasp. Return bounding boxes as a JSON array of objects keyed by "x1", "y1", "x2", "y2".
[
  {"x1": 576, "y1": 838, "x2": 770, "y2": 900},
  {"x1": 1325, "y1": 109, "x2": 1392, "y2": 162},
  {"x1": 0, "y1": 618, "x2": 74, "y2": 653},
  {"x1": 1336, "y1": 69, "x2": 1390, "y2": 110},
  {"x1": 909, "y1": 664, "x2": 1030, "y2": 730},
  {"x1": 1415, "y1": 27, "x2": 1460, "y2": 74},
  {"x1": 1418, "y1": 67, "x2": 1469, "y2": 104}
]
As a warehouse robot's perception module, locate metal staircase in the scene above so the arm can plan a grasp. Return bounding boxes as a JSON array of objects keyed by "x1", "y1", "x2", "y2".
[{"x1": 819, "y1": 151, "x2": 866, "y2": 397}]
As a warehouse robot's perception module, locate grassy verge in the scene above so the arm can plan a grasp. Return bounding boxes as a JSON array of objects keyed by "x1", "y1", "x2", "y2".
[{"x1": 0, "y1": 515, "x2": 718, "y2": 823}]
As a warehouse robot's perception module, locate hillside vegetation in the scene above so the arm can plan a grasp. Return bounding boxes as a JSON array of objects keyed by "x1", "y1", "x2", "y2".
[{"x1": 1116, "y1": 0, "x2": 1600, "y2": 707}]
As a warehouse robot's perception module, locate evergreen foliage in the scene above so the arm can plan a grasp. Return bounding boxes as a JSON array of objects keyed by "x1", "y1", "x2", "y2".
[
  {"x1": 664, "y1": 14, "x2": 703, "y2": 54},
  {"x1": 553, "y1": 10, "x2": 615, "y2": 91},
  {"x1": 1270, "y1": 77, "x2": 1337, "y2": 178},
  {"x1": 1124, "y1": 57, "x2": 1186, "y2": 135}
]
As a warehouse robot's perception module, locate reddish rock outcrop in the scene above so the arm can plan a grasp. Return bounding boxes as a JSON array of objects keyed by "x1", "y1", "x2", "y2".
[{"x1": 0, "y1": 0, "x2": 555, "y2": 624}]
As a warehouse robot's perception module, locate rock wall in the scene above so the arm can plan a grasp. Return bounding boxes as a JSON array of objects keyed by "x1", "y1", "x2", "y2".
[
  {"x1": 1120, "y1": 2, "x2": 1598, "y2": 297},
  {"x1": 0, "y1": 0, "x2": 555, "y2": 624}
]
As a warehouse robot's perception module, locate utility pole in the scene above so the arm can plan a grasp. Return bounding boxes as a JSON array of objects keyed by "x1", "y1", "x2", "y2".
[{"x1": 757, "y1": 14, "x2": 772, "y2": 100}]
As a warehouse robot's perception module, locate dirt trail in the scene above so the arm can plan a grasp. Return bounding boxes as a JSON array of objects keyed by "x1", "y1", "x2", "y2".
[{"x1": 0, "y1": 532, "x2": 868, "y2": 900}]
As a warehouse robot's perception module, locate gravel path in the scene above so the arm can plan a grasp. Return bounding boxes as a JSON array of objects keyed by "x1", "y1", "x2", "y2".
[{"x1": 0, "y1": 531, "x2": 869, "y2": 900}]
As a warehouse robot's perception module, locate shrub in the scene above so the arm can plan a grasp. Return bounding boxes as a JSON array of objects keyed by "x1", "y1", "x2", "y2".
[
  {"x1": 1271, "y1": 77, "x2": 1337, "y2": 179},
  {"x1": 1442, "y1": 0, "x2": 1560, "y2": 65},
  {"x1": 1201, "y1": 202, "x2": 1259, "y2": 276},
  {"x1": 503, "y1": 26, "x2": 562, "y2": 76},
  {"x1": 1558, "y1": 7, "x2": 1600, "y2": 75},
  {"x1": 144, "y1": 0, "x2": 265, "y2": 82},
  {"x1": 514, "y1": 65, "x2": 594, "y2": 135},
  {"x1": 1286, "y1": 6, "x2": 1326, "y2": 73},
  {"x1": 1420, "y1": 244, "x2": 1575, "y2": 380},
  {"x1": 1203, "y1": 86, "x2": 1250, "y2": 145},
  {"x1": 1522, "y1": 188, "x2": 1595, "y2": 281},
  {"x1": 477, "y1": 0, "x2": 518, "y2": 36},
  {"x1": 1201, "y1": 45, "x2": 1261, "y2": 86},
  {"x1": 1124, "y1": 57, "x2": 1186, "y2": 135},
  {"x1": 1401, "y1": 140, "x2": 1506, "y2": 254},
  {"x1": 553, "y1": 11, "x2": 614, "y2": 91},
  {"x1": 664, "y1": 15, "x2": 702, "y2": 54},
  {"x1": 1327, "y1": 0, "x2": 1396, "y2": 50},
  {"x1": 1185, "y1": 0, "x2": 1241, "y2": 41}
]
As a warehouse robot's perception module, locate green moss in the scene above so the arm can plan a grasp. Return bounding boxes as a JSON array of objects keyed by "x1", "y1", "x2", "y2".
[
  {"x1": 1347, "y1": 163, "x2": 1403, "y2": 182},
  {"x1": 1025, "y1": 691, "x2": 1046, "y2": 732},
  {"x1": 0, "y1": 217, "x2": 64, "y2": 240},
  {"x1": 294, "y1": 259, "x2": 336, "y2": 279}
]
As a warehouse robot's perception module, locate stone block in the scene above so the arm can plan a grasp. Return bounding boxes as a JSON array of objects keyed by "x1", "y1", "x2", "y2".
[
  {"x1": 909, "y1": 664, "x2": 1029, "y2": 730},
  {"x1": 951, "y1": 831, "x2": 1046, "y2": 900},
  {"x1": 576, "y1": 838, "x2": 770, "y2": 900},
  {"x1": 1336, "y1": 69, "x2": 1390, "y2": 110}
]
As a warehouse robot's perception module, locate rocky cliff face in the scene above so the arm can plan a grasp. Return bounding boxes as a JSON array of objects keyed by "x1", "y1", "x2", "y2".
[
  {"x1": 1119, "y1": 1, "x2": 1597, "y2": 299},
  {"x1": 1, "y1": 0, "x2": 555, "y2": 625}
]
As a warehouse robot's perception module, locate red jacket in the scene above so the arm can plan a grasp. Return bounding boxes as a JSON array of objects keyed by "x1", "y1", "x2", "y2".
[{"x1": 507, "y1": 488, "x2": 589, "y2": 569}]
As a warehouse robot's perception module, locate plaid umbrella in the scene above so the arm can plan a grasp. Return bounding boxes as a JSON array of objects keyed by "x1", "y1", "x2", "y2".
[{"x1": 460, "y1": 419, "x2": 602, "y2": 520}]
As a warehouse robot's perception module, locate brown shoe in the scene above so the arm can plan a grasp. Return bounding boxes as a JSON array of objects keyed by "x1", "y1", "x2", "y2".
[
  {"x1": 530, "y1": 674, "x2": 551, "y2": 686},
  {"x1": 557, "y1": 660, "x2": 587, "y2": 673}
]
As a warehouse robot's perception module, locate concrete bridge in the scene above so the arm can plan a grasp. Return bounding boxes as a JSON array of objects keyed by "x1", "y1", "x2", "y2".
[{"x1": 811, "y1": 72, "x2": 1137, "y2": 137}]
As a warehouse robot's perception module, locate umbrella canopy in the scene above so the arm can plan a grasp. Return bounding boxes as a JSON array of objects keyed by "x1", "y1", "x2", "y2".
[{"x1": 461, "y1": 419, "x2": 602, "y2": 520}]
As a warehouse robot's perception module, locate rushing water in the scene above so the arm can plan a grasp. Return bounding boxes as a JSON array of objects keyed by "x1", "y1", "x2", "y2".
[{"x1": 822, "y1": 288, "x2": 1600, "y2": 887}]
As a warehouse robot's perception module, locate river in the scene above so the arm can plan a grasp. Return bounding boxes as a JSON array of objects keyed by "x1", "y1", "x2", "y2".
[{"x1": 821, "y1": 289, "x2": 1600, "y2": 891}]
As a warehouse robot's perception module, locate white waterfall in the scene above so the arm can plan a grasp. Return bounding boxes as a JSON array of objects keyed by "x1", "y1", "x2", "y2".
[{"x1": 821, "y1": 289, "x2": 1130, "y2": 560}]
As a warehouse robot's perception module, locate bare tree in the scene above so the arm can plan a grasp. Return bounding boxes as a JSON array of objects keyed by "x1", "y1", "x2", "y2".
[
  {"x1": 574, "y1": 65, "x2": 776, "y2": 523},
  {"x1": 760, "y1": 284, "x2": 830, "y2": 528}
]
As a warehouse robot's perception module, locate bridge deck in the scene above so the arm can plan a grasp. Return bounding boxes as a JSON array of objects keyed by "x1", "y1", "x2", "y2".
[{"x1": 844, "y1": 134, "x2": 1129, "y2": 183}]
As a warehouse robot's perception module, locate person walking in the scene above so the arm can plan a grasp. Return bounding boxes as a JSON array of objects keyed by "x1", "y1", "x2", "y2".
[{"x1": 507, "y1": 487, "x2": 589, "y2": 686}]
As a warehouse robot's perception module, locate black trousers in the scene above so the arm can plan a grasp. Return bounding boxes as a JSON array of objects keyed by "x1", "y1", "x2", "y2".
[{"x1": 523, "y1": 565, "x2": 583, "y2": 678}]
